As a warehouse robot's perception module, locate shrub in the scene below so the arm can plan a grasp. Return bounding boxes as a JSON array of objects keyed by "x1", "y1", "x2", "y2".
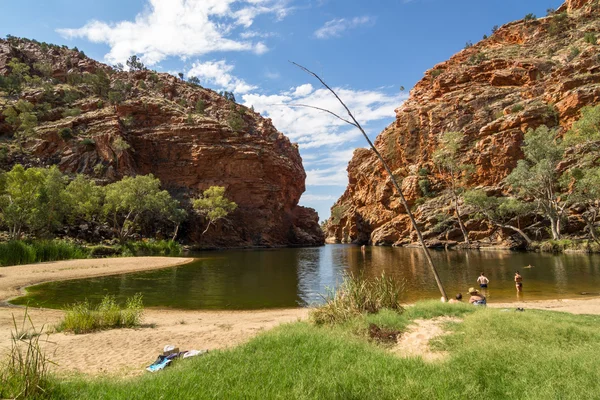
[
  {"x1": 227, "y1": 111, "x2": 245, "y2": 132},
  {"x1": 418, "y1": 178, "x2": 433, "y2": 197},
  {"x1": 58, "y1": 127, "x2": 73, "y2": 140},
  {"x1": 0, "y1": 145, "x2": 8, "y2": 161},
  {"x1": 569, "y1": 46, "x2": 581, "y2": 61},
  {"x1": 330, "y1": 205, "x2": 347, "y2": 225},
  {"x1": 120, "y1": 240, "x2": 182, "y2": 257},
  {"x1": 548, "y1": 12, "x2": 568, "y2": 36},
  {"x1": 57, "y1": 293, "x2": 144, "y2": 334},
  {"x1": 63, "y1": 107, "x2": 81, "y2": 118},
  {"x1": 121, "y1": 114, "x2": 135, "y2": 127},
  {"x1": 468, "y1": 52, "x2": 487, "y2": 65},
  {"x1": 511, "y1": 104, "x2": 525, "y2": 113},
  {"x1": 584, "y1": 32, "x2": 598, "y2": 45},
  {"x1": 491, "y1": 25, "x2": 499, "y2": 34},
  {"x1": 464, "y1": 41, "x2": 473, "y2": 49},
  {"x1": 431, "y1": 69, "x2": 443, "y2": 78},
  {"x1": 195, "y1": 99, "x2": 206, "y2": 115},
  {"x1": 524, "y1": 13, "x2": 536, "y2": 21},
  {"x1": 310, "y1": 273, "x2": 405, "y2": 325},
  {"x1": 81, "y1": 138, "x2": 96, "y2": 146}
]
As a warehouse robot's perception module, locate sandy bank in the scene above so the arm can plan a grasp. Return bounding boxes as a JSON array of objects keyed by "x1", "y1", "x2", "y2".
[{"x1": 489, "y1": 297, "x2": 600, "y2": 315}]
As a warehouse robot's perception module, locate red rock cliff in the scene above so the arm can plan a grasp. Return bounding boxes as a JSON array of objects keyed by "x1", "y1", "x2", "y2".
[
  {"x1": 327, "y1": 0, "x2": 600, "y2": 247},
  {"x1": 0, "y1": 38, "x2": 324, "y2": 248}
]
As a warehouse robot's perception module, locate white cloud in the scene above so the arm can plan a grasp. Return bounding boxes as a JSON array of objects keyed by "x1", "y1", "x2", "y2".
[
  {"x1": 265, "y1": 70, "x2": 281, "y2": 80},
  {"x1": 242, "y1": 84, "x2": 406, "y2": 149},
  {"x1": 306, "y1": 166, "x2": 351, "y2": 186},
  {"x1": 300, "y1": 194, "x2": 337, "y2": 202},
  {"x1": 240, "y1": 30, "x2": 277, "y2": 39},
  {"x1": 292, "y1": 83, "x2": 313, "y2": 97},
  {"x1": 314, "y1": 16, "x2": 375, "y2": 39},
  {"x1": 187, "y1": 60, "x2": 257, "y2": 94},
  {"x1": 57, "y1": 0, "x2": 291, "y2": 65}
]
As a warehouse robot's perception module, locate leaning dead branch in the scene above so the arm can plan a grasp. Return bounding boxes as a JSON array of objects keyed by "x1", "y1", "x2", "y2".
[{"x1": 291, "y1": 61, "x2": 448, "y2": 301}]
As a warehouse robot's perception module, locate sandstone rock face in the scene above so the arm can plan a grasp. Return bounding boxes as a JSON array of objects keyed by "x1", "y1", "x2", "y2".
[
  {"x1": 326, "y1": 0, "x2": 600, "y2": 247},
  {"x1": 0, "y1": 38, "x2": 324, "y2": 248}
]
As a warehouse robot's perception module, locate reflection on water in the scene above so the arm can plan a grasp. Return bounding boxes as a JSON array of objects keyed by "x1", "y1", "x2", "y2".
[{"x1": 11, "y1": 245, "x2": 600, "y2": 310}]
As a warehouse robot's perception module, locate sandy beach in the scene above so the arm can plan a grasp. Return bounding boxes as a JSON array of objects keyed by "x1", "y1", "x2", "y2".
[{"x1": 0, "y1": 257, "x2": 598, "y2": 376}]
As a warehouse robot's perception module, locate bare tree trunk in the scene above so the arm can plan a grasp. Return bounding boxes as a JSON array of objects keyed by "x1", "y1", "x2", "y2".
[
  {"x1": 497, "y1": 223, "x2": 532, "y2": 245},
  {"x1": 291, "y1": 62, "x2": 448, "y2": 301},
  {"x1": 172, "y1": 223, "x2": 180, "y2": 241},
  {"x1": 201, "y1": 221, "x2": 212, "y2": 237},
  {"x1": 549, "y1": 216, "x2": 560, "y2": 240},
  {"x1": 454, "y1": 193, "x2": 470, "y2": 245}
]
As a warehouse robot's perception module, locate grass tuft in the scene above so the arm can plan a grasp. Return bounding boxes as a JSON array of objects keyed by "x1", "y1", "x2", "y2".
[
  {"x1": 310, "y1": 273, "x2": 404, "y2": 325},
  {"x1": 57, "y1": 294, "x2": 144, "y2": 334},
  {"x1": 0, "y1": 308, "x2": 53, "y2": 399}
]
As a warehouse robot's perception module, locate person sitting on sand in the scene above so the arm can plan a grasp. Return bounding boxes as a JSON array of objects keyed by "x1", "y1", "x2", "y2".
[
  {"x1": 515, "y1": 271, "x2": 523, "y2": 292},
  {"x1": 468, "y1": 288, "x2": 486, "y2": 306},
  {"x1": 448, "y1": 293, "x2": 463, "y2": 304},
  {"x1": 477, "y1": 272, "x2": 489, "y2": 289}
]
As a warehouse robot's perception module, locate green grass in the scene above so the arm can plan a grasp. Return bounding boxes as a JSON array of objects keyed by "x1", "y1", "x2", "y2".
[
  {"x1": 0, "y1": 239, "x2": 183, "y2": 266},
  {"x1": 56, "y1": 294, "x2": 144, "y2": 334},
  {"x1": 46, "y1": 302, "x2": 600, "y2": 399},
  {"x1": 120, "y1": 239, "x2": 182, "y2": 257},
  {"x1": 0, "y1": 240, "x2": 89, "y2": 267}
]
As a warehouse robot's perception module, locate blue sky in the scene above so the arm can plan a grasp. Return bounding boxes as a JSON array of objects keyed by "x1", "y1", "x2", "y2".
[{"x1": 0, "y1": 0, "x2": 564, "y2": 221}]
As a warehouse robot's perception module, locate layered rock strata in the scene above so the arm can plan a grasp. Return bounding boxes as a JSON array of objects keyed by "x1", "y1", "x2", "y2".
[
  {"x1": 0, "y1": 38, "x2": 324, "y2": 247},
  {"x1": 327, "y1": 0, "x2": 599, "y2": 248}
]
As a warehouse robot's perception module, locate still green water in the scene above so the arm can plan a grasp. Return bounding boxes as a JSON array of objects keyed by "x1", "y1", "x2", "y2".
[{"x1": 11, "y1": 245, "x2": 600, "y2": 309}]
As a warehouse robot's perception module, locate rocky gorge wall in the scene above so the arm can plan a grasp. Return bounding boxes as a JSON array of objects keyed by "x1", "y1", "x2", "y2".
[
  {"x1": 0, "y1": 38, "x2": 324, "y2": 248},
  {"x1": 326, "y1": 0, "x2": 600, "y2": 248}
]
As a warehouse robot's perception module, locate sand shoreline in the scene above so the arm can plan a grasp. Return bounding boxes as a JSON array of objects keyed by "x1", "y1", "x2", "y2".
[{"x1": 0, "y1": 257, "x2": 599, "y2": 376}]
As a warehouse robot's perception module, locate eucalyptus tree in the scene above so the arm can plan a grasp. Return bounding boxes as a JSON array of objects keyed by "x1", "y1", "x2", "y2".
[
  {"x1": 103, "y1": 174, "x2": 184, "y2": 243},
  {"x1": 463, "y1": 189, "x2": 534, "y2": 245},
  {"x1": 432, "y1": 131, "x2": 473, "y2": 244},
  {"x1": 193, "y1": 186, "x2": 237, "y2": 236},
  {"x1": 506, "y1": 126, "x2": 566, "y2": 240}
]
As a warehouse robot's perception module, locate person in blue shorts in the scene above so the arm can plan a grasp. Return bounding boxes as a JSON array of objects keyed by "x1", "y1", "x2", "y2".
[{"x1": 477, "y1": 272, "x2": 489, "y2": 289}]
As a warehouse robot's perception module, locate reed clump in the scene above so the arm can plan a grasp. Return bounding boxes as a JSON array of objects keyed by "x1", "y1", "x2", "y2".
[
  {"x1": 0, "y1": 240, "x2": 90, "y2": 267},
  {"x1": 0, "y1": 309, "x2": 54, "y2": 399},
  {"x1": 310, "y1": 273, "x2": 404, "y2": 325},
  {"x1": 57, "y1": 294, "x2": 144, "y2": 334}
]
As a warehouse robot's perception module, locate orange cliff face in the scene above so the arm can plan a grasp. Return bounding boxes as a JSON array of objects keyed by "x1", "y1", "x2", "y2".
[
  {"x1": 0, "y1": 38, "x2": 324, "y2": 248},
  {"x1": 326, "y1": 0, "x2": 600, "y2": 247}
]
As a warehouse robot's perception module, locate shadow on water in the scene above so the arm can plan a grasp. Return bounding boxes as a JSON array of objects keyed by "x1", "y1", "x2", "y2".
[{"x1": 11, "y1": 245, "x2": 600, "y2": 310}]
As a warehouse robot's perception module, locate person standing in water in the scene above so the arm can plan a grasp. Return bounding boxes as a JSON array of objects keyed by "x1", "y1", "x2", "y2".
[
  {"x1": 515, "y1": 271, "x2": 523, "y2": 292},
  {"x1": 477, "y1": 272, "x2": 489, "y2": 289}
]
